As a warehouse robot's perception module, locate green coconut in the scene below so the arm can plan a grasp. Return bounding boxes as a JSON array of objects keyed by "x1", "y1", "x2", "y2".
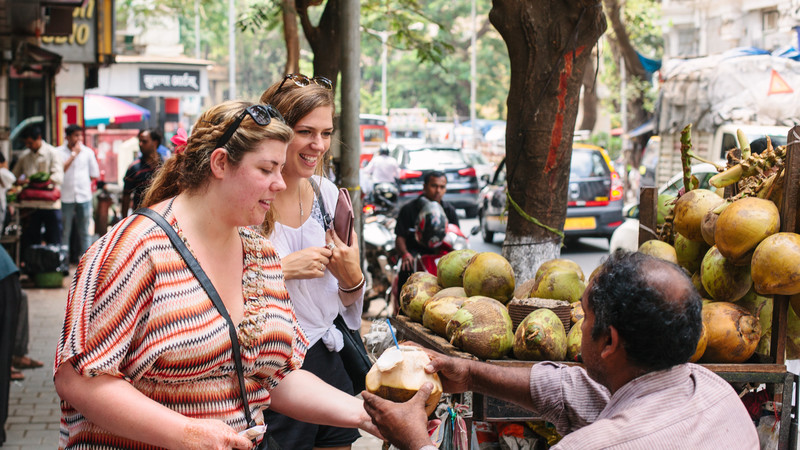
[
  {"x1": 674, "y1": 233, "x2": 709, "y2": 275},
  {"x1": 462, "y1": 253, "x2": 516, "y2": 304},
  {"x1": 715, "y1": 197, "x2": 780, "y2": 265},
  {"x1": 700, "y1": 246, "x2": 752, "y2": 302},
  {"x1": 638, "y1": 240, "x2": 679, "y2": 265},
  {"x1": 437, "y1": 249, "x2": 478, "y2": 288},
  {"x1": 399, "y1": 272, "x2": 441, "y2": 322},
  {"x1": 657, "y1": 193, "x2": 677, "y2": 225},
  {"x1": 566, "y1": 318, "x2": 583, "y2": 363},
  {"x1": 446, "y1": 296, "x2": 514, "y2": 360},
  {"x1": 422, "y1": 296, "x2": 467, "y2": 337},
  {"x1": 751, "y1": 233, "x2": 800, "y2": 296},
  {"x1": 534, "y1": 259, "x2": 585, "y2": 282},
  {"x1": 429, "y1": 287, "x2": 467, "y2": 302},
  {"x1": 513, "y1": 309, "x2": 567, "y2": 361},
  {"x1": 530, "y1": 269, "x2": 585, "y2": 303},
  {"x1": 673, "y1": 189, "x2": 725, "y2": 242}
]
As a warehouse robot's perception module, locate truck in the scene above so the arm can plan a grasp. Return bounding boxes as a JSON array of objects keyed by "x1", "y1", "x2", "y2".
[
  {"x1": 654, "y1": 51, "x2": 800, "y2": 186},
  {"x1": 387, "y1": 108, "x2": 430, "y2": 146}
]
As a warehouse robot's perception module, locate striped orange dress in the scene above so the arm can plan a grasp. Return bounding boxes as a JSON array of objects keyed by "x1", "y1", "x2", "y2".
[{"x1": 54, "y1": 201, "x2": 308, "y2": 449}]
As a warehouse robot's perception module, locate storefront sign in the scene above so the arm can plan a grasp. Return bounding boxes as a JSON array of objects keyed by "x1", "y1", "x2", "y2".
[
  {"x1": 56, "y1": 97, "x2": 85, "y2": 146},
  {"x1": 40, "y1": 0, "x2": 97, "y2": 64},
  {"x1": 140, "y1": 69, "x2": 201, "y2": 93}
]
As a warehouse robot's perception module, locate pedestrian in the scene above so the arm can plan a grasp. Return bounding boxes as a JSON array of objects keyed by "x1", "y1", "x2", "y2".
[
  {"x1": 258, "y1": 74, "x2": 366, "y2": 450},
  {"x1": 12, "y1": 126, "x2": 64, "y2": 250},
  {"x1": 120, "y1": 128, "x2": 162, "y2": 217},
  {"x1": 0, "y1": 152, "x2": 16, "y2": 230},
  {"x1": 57, "y1": 124, "x2": 100, "y2": 260},
  {"x1": 363, "y1": 250, "x2": 759, "y2": 449},
  {"x1": 53, "y1": 100, "x2": 379, "y2": 449},
  {"x1": 0, "y1": 246, "x2": 21, "y2": 445},
  {"x1": 363, "y1": 146, "x2": 400, "y2": 186},
  {"x1": 394, "y1": 171, "x2": 459, "y2": 292}
]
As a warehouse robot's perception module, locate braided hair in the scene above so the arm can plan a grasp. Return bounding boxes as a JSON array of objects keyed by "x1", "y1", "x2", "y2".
[{"x1": 142, "y1": 100, "x2": 294, "y2": 207}]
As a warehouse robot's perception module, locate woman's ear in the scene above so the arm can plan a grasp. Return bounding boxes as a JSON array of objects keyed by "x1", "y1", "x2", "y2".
[{"x1": 209, "y1": 148, "x2": 228, "y2": 178}]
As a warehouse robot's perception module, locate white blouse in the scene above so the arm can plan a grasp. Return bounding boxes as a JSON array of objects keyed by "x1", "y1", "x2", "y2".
[{"x1": 270, "y1": 175, "x2": 364, "y2": 350}]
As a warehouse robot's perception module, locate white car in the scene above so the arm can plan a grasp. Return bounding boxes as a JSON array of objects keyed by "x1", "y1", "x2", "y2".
[{"x1": 608, "y1": 164, "x2": 721, "y2": 253}]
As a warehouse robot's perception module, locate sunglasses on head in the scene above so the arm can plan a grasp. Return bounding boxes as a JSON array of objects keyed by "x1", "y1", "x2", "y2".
[
  {"x1": 275, "y1": 74, "x2": 333, "y2": 96},
  {"x1": 216, "y1": 104, "x2": 285, "y2": 149}
]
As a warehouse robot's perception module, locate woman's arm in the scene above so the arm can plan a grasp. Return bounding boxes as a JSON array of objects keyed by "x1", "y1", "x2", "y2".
[
  {"x1": 267, "y1": 369, "x2": 379, "y2": 437},
  {"x1": 54, "y1": 361, "x2": 253, "y2": 450}
]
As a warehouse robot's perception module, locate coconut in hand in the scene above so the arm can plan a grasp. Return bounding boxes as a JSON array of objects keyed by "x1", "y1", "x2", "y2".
[{"x1": 365, "y1": 345, "x2": 443, "y2": 416}]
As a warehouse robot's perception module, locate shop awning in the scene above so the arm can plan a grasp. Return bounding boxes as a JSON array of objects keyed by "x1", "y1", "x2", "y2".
[{"x1": 84, "y1": 94, "x2": 151, "y2": 127}]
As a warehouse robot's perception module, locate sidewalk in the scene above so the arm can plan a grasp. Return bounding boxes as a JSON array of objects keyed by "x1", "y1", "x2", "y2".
[{"x1": 3, "y1": 277, "x2": 385, "y2": 449}]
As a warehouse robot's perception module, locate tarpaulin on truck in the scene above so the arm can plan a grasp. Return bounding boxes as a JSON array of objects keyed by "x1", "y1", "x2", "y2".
[{"x1": 656, "y1": 52, "x2": 800, "y2": 135}]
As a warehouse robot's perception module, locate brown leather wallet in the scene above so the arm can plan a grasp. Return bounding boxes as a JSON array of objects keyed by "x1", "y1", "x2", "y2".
[{"x1": 333, "y1": 188, "x2": 354, "y2": 246}]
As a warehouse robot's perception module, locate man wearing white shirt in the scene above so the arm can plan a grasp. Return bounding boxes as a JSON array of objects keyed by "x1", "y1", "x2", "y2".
[
  {"x1": 363, "y1": 146, "x2": 400, "y2": 186},
  {"x1": 58, "y1": 125, "x2": 99, "y2": 259}
]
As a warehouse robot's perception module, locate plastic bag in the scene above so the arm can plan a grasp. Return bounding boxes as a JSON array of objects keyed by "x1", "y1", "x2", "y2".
[{"x1": 363, "y1": 318, "x2": 398, "y2": 361}]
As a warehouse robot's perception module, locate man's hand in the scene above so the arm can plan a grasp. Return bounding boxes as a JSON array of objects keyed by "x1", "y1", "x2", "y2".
[
  {"x1": 400, "y1": 252, "x2": 415, "y2": 271},
  {"x1": 424, "y1": 351, "x2": 472, "y2": 394},
  {"x1": 362, "y1": 384, "x2": 435, "y2": 450}
]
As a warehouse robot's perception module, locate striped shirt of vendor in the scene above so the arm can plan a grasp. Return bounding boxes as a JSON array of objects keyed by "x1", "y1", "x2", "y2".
[
  {"x1": 528, "y1": 362, "x2": 759, "y2": 449},
  {"x1": 421, "y1": 362, "x2": 758, "y2": 450}
]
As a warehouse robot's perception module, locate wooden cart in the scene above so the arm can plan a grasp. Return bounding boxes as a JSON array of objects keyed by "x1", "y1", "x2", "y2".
[{"x1": 390, "y1": 125, "x2": 800, "y2": 449}]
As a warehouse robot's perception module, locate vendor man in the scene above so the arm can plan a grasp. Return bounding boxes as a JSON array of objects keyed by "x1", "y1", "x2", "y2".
[{"x1": 363, "y1": 250, "x2": 759, "y2": 449}]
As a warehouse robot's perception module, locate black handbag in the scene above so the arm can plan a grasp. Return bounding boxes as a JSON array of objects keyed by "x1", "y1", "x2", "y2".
[
  {"x1": 309, "y1": 179, "x2": 373, "y2": 392},
  {"x1": 135, "y1": 208, "x2": 281, "y2": 450}
]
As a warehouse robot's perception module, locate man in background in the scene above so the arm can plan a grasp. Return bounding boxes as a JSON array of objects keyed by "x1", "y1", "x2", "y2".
[
  {"x1": 13, "y1": 127, "x2": 64, "y2": 251},
  {"x1": 57, "y1": 124, "x2": 100, "y2": 260},
  {"x1": 121, "y1": 129, "x2": 162, "y2": 216},
  {"x1": 363, "y1": 146, "x2": 400, "y2": 187}
]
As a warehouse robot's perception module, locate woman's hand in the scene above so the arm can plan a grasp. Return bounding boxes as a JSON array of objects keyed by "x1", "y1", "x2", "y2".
[
  {"x1": 281, "y1": 246, "x2": 333, "y2": 280},
  {"x1": 325, "y1": 228, "x2": 362, "y2": 289},
  {"x1": 180, "y1": 418, "x2": 254, "y2": 450}
]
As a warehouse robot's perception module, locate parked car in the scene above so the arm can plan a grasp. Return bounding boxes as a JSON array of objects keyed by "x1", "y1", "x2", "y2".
[
  {"x1": 608, "y1": 163, "x2": 720, "y2": 253},
  {"x1": 477, "y1": 143, "x2": 624, "y2": 244},
  {"x1": 462, "y1": 150, "x2": 497, "y2": 186},
  {"x1": 391, "y1": 145, "x2": 481, "y2": 217}
]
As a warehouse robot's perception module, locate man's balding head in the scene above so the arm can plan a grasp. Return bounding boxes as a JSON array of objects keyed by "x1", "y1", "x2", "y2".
[{"x1": 586, "y1": 250, "x2": 702, "y2": 371}]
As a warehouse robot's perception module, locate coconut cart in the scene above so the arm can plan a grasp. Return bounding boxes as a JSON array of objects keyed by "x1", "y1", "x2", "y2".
[
  {"x1": 633, "y1": 124, "x2": 800, "y2": 449},
  {"x1": 388, "y1": 125, "x2": 800, "y2": 448}
]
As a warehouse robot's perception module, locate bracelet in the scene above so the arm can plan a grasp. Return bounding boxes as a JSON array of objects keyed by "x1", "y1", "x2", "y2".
[{"x1": 338, "y1": 274, "x2": 365, "y2": 293}]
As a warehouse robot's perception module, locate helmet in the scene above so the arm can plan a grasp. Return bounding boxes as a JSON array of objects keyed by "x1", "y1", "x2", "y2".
[
  {"x1": 372, "y1": 182, "x2": 398, "y2": 210},
  {"x1": 415, "y1": 199, "x2": 448, "y2": 249}
]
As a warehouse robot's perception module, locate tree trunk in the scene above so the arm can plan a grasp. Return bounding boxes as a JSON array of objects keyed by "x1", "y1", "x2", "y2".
[
  {"x1": 490, "y1": 0, "x2": 606, "y2": 283},
  {"x1": 578, "y1": 46, "x2": 598, "y2": 132},
  {"x1": 297, "y1": 0, "x2": 342, "y2": 85},
  {"x1": 283, "y1": 0, "x2": 300, "y2": 75}
]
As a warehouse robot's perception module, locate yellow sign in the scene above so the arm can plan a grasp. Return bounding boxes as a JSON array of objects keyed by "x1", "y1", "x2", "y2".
[{"x1": 564, "y1": 217, "x2": 596, "y2": 231}]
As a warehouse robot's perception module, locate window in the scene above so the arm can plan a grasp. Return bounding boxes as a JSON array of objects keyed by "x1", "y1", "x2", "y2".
[{"x1": 763, "y1": 10, "x2": 779, "y2": 32}]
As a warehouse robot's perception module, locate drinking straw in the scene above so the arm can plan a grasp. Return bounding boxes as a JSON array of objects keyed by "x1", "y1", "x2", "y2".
[{"x1": 386, "y1": 318, "x2": 401, "y2": 350}]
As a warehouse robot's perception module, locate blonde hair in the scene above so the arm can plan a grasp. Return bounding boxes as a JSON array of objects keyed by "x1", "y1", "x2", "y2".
[
  {"x1": 259, "y1": 77, "x2": 336, "y2": 236},
  {"x1": 143, "y1": 100, "x2": 294, "y2": 207}
]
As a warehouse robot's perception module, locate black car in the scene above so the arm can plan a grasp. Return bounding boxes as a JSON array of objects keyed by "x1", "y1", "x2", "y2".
[
  {"x1": 477, "y1": 143, "x2": 624, "y2": 243},
  {"x1": 391, "y1": 145, "x2": 481, "y2": 217}
]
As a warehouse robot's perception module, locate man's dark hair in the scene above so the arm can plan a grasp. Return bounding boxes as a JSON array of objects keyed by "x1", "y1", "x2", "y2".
[
  {"x1": 749, "y1": 137, "x2": 769, "y2": 155},
  {"x1": 65, "y1": 124, "x2": 83, "y2": 136},
  {"x1": 424, "y1": 170, "x2": 446, "y2": 185},
  {"x1": 20, "y1": 126, "x2": 43, "y2": 140},
  {"x1": 587, "y1": 250, "x2": 702, "y2": 371},
  {"x1": 139, "y1": 128, "x2": 163, "y2": 147}
]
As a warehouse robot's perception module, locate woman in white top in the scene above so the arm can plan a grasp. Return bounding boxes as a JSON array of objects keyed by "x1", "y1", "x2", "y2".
[{"x1": 258, "y1": 75, "x2": 365, "y2": 450}]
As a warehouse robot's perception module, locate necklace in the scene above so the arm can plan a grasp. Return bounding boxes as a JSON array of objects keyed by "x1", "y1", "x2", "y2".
[{"x1": 299, "y1": 185, "x2": 304, "y2": 222}]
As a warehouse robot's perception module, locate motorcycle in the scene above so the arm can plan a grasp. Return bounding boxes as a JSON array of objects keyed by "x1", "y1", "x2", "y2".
[
  {"x1": 388, "y1": 222, "x2": 469, "y2": 315},
  {"x1": 362, "y1": 213, "x2": 398, "y2": 315}
]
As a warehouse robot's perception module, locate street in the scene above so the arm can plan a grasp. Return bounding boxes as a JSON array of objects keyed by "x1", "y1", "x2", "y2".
[{"x1": 459, "y1": 216, "x2": 610, "y2": 277}]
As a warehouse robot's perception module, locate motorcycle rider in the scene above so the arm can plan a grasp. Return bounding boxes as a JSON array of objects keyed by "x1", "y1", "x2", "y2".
[
  {"x1": 394, "y1": 171, "x2": 459, "y2": 296},
  {"x1": 363, "y1": 145, "x2": 400, "y2": 187}
]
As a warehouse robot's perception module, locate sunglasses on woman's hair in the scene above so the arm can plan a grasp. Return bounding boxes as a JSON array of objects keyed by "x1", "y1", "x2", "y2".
[
  {"x1": 275, "y1": 74, "x2": 333, "y2": 96},
  {"x1": 216, "y1": 104, "x2": 285, "y2": 149}
]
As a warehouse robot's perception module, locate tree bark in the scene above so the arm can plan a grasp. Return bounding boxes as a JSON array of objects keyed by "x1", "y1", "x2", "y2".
[
  {"x1": 283, "y1": 0, "x2": 300, "y2": 75},
  {"x1": 297, "y1": 0, "x2": 342, "y2": 85},
  {"x1": 578, "y1": 46, "x2": 598, "y2": 132},
  {"x1": 489, "y1": 0, "x2": 606, "y2": 283}
]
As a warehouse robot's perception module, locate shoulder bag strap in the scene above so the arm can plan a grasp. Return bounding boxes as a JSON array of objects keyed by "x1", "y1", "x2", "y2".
[
  {"x1": 308, "y1": 177, "x2": 332, "y2": 232},
  {"x1": 134, "y1": 207, "x2": 256, "y2": 428}
]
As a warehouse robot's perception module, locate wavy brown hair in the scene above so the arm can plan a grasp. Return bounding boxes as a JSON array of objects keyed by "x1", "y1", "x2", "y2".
[
  {"x1": 258, "y1": 77, "x2": 336, "y2": 236},
  {"x1": 142, "y1": 100, "x2": 294, "y2": 207}
]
